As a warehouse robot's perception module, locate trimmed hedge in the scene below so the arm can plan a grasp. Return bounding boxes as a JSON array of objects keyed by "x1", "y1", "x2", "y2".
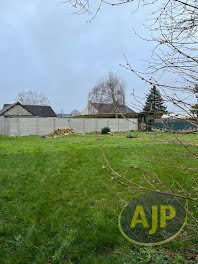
[
  {"x1": 72, "y1": 113, "x2": 139, "y2": 118},
  {"x1": 71, "y1": 112, "x2": 165, "y2": 119}
]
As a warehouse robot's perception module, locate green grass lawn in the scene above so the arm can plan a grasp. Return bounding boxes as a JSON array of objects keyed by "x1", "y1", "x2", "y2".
[{"x1": 0, "y1": 132, "x2": 197, "y2": 264}]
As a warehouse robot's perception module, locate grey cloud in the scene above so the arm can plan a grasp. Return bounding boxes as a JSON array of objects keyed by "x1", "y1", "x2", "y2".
[{"x1": 0, "y1": 0, "x2": 154, "y2": 113}]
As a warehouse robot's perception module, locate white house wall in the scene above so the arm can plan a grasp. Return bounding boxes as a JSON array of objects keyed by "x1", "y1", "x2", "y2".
[
  {"x1": 81, "y1": 105, "x2": 89, "y2": 115},
  {"x1": 81, "y1": 103, "x2": 98, "y2": 115}
]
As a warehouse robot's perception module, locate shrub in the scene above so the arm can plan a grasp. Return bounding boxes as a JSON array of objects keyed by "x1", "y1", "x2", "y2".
[{"x1": 101, "y1": 127, "x2": 110, "y2": 134}]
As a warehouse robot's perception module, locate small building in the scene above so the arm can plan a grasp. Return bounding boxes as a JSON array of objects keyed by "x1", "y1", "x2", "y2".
[
  {"x1": 0, "y1": 102, "x2": 57, "y2": 118},
  {"x1": 81, "y1": 102, "x2": 135, "y2": 115}
]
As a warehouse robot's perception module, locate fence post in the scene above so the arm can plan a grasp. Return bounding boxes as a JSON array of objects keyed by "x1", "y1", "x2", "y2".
[
  {"x1": 95, "y1": 118, "x2": 98, "y2": 132},
  {"x1": 36, "y1": 118, "x2": 39, "y2": 135},
  {"x1": 83, "y1": 118, "x2": 85, "y2": 133},
  {"x1": 8, "y1": 118, "x2": 10, "y2": 136},
  {"x1": 17, "y1": 118, "x2": 20, "y2": 136},
  {"x1": 54, "y1": 118, "x2": 56, "y2": 131},
  {"x1": 0, "y1": 118, "x2": 1, "y2": 135},
  {"x1": 118, "y1": 118, "x2": 119, "y2": 132},
  {"x1": 2, "y1": 118, "x2": 3, "y2": 135},
  {"x1": 0, "y1": 118, "x2": 2, "y2": 136},
  {"x1": 0, "y1": 118, "x2": 2, "y2": 135},
  {"x1": 1, "y1": 118, "x2": 3, "y2": 136}
]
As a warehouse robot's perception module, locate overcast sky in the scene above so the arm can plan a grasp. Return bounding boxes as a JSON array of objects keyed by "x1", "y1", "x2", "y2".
[{"x1": 0, "y1": 0, "x2": 156, "y2": 113}]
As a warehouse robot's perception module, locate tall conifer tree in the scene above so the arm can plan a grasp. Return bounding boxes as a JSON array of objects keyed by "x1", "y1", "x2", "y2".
[{"x1": 143, "y1": 86, "x2": 166, "y2": 113}]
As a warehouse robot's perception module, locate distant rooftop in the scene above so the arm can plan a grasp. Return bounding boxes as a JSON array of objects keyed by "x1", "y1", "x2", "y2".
[
  {"x1": 90, "y1": 102, "x2": 135, "y2": 114},
  {"x1": 56, "y1": 113, "x2": 72, "y2": 118}
]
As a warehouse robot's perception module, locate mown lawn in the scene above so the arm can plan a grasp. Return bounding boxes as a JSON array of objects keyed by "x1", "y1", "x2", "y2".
[{"x1": 0, "y1": 132, "x2": 197, "y2": 264}]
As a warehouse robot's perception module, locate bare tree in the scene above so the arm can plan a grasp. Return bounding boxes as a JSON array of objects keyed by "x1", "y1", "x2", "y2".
[
  {"x1": 65, "y1": 0, "x2": 198, "y2": 91},
  {"x1": 70, "y1": 0, "x2": 198, "y2": 124},
  {"x1": 88, "y1": 72, "x2": 126, "y2": 115},
  {"x1": 17, "y1": 90, "x2": 50, "y2": 105}
]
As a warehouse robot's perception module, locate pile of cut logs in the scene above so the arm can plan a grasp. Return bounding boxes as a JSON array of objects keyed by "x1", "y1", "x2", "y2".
[{"x1": 47, "y1": 128, "x2": 78, "y2": 138}]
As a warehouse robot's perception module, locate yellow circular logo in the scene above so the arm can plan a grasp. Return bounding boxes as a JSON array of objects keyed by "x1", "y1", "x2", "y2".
[{"x1": 118, "y1": 193, "x2": 187, "y2": 246}]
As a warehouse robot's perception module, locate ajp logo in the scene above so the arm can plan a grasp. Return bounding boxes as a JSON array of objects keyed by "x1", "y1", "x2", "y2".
[{"x1": 118, "y1": 193, "x2": 187, "y2": 246}]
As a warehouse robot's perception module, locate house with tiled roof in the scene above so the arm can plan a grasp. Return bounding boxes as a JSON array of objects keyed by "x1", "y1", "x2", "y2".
[{"x1": 0, "y1": 102, "x2": 57, "y2": 118}]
